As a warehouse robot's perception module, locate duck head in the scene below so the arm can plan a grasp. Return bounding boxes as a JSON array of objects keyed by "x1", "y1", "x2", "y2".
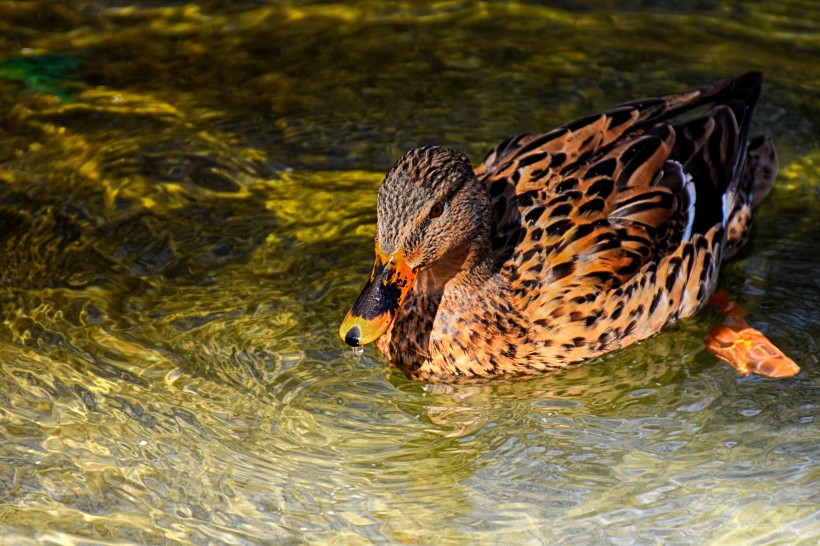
[{"x1": 340, "y1": 146, "x2": 491, "y2": 348}]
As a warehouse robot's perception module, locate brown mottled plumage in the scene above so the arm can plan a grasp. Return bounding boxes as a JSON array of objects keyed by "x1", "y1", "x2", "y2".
[{"x1": 341, "y1": 72, "x2": 791, "y2": 383}]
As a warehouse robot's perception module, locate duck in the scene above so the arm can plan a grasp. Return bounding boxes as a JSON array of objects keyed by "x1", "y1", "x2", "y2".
[{"x1": 339, "y1": 71, "x2": 799, "y2": 383}]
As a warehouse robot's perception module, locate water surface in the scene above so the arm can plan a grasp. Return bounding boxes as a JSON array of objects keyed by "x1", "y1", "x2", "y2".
[{"x1": 0, "y1": 1, "x2": 818, "y2": 544}]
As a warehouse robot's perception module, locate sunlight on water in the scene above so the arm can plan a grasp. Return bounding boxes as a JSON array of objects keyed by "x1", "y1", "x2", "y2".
[{"x1": 0, "y1": 1, "x2": 817, "y2": 544}]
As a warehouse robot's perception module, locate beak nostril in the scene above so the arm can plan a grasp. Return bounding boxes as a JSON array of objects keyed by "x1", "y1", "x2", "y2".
[{"x1": 344, "y1": 326, "x2": 361, "y2": 347}]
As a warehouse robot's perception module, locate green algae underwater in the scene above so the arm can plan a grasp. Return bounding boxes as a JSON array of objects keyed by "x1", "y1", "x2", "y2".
[{"x1": 0, "y1": 1, "x2": 818, "y2": 544}]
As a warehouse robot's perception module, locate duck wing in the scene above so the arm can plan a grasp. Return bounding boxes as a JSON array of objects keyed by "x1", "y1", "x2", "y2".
[{"x1": 475, "y1": 72, "x2": 764, "y2": 304}]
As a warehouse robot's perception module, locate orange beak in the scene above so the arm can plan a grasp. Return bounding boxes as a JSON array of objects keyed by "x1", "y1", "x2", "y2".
[{"x1": 340, "y1": 245, "x2": 418, "y2": 347}]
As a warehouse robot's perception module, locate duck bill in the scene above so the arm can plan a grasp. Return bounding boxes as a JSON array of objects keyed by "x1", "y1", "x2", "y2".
[{"x1": 340, "y1": 245, "x2": 417, "y2": 347}]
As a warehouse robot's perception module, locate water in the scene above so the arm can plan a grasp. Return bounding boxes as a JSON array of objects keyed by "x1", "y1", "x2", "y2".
[{"x1": 0, "y1": 1, "x2": 818, "y2": 544}]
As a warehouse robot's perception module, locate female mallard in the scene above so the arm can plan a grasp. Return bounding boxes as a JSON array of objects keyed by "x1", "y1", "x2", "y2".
[{"x1": 340, "y1": 72, "x2": 799, "y2": 383}]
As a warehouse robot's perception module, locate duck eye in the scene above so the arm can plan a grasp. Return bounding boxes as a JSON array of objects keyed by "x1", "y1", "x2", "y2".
[{"x1": 430, "y1": 202, "x2": 444, "y2": 219}]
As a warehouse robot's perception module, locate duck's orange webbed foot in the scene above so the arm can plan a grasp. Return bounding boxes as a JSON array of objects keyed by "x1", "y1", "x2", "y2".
[{"x1": 705, "y1": 290, "x2": 800, "y2": 378}]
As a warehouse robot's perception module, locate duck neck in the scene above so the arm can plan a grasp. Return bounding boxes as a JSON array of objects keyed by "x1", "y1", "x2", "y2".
[
  {"x1": 458, "y1": 233, "x2": 496, "y2": 288},
  {"x1": 416, "y1": 229, "x2": 495, "y2": 295}
]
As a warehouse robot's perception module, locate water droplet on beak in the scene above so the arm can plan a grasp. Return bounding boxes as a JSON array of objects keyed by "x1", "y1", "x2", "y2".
[{"x1": 351, "y1": 345, "x2": 364, "y2": 357}]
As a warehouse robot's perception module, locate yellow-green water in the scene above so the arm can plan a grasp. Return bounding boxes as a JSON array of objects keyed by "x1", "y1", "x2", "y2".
[{"x1": 0, "y1": 1, "x2": 818, "y2": 544}]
